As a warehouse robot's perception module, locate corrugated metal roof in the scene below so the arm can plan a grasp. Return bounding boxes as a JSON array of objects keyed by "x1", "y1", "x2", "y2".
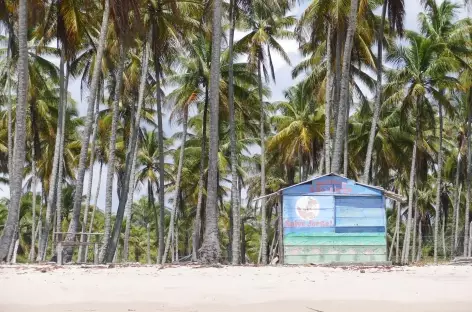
[{"x1": 252, "y1": 173, "x2": 407, "y2": 203}]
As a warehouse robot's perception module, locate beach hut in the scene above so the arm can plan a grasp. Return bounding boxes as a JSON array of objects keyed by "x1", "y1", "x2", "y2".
[{"x1": 266, "y1": 173, "x2": 405, "y2": 265}]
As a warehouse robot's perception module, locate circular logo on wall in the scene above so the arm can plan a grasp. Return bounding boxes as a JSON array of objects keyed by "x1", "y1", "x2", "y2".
[{"x1": 295, "y1": 196, "x2": 320, "y2": 220}]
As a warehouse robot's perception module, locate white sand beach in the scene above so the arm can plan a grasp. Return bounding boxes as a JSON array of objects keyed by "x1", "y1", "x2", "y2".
[{"x1": 0, "y1": 264, "x2": 471, "y2": 312}]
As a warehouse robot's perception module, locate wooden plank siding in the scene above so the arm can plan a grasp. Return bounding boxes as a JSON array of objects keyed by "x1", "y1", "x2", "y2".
[{"x1": 282, "y1": 176, "x2": 387, "y2": 265}]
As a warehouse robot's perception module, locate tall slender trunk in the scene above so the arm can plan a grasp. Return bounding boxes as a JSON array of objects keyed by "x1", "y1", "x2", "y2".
[
  {"x1": 412, "y1": 198, "x2": 417, "y2": 263},
  {"x1": 343, "y1": 97, "x2": 351, "y2": 176},
  {"x1": 38, "y1": 48, "x2": 66, "y2": 261},
  {"x1": 122, "y1": 169, "x2": 136, "y2": 262},
  {"x1": 324, "y1": 25, "x2": 334, "y2": 174},
  {"x1": 417, "y1": 218, "x2": 422, "y2": 262},
  {"x1": 332, "y1": 29, "x2": 343, "y2": 128},
  {"x1": 149, "y1": 182, "x2": 158, "y2": 258},
  {"x1": 395, "y1": 202, "x2": 401, "y2": 263},
  {"x1": 105, "y1": 37, "x2": 150, "y2": 263},
  {"x1": 6, "y1": 26, "x2": 13, "y2": 177},
  {"x1": 228, "y1": 0, "x2": 241, "y2": 265},
  {"x1": 434, "y1": 101, "x2": 443, "y2": 263},
  {"x1": 388, "y1": 221, "x2": 397, "y2": 261},
  {"x1": 257, "y1": 60, "x2": 268, "y2": 264},
  {"x1": 163, "y1": 108, "x2": 188, "y2": 264},
  {"x1": 331, "y1": 0, "x2": 359, "y2": 173},
  {"x1": 153, "y1": 56, "x2": 166, "y2": 263},
  {"x1": 28, "y1": 146, "x2": 37, "y2": 262},
  {"x1": 441, "y1": 212, "x2": 446, "y2": 259},
  {"x1": 199, "y1": 0, "x2": 223, "y2": 263},
  {"x1": 84, "y1": 161, "x2": 103, "y2": 259},
  {"x1": 100, "y1": 39, "x2": 126, "y2": 263},
  {"x1": 464, "y1": 98, "x2": 471, "y2": 257},
  {"x1": 468, "y1": 221, "x2": 472, "y2": 257},
  {"x1": 363, "y1": 0, "x2": 387, "y2": 183},
  {"x1": 55, "y1": 70, "x2": 69, "y2": 255},
  {"x1": 79, "y1": 89, "x2": 100, "y2": 262},
  {"x1": 0, "y1": 0, "x2": 29, "y2": 260},
  {"x1": 452, "y1": 153, "x2": 461, "y2": 255},
  {"x1": 64, "y1": 0, "x2": 110, "y2": 262},
  {"x1": 36, "y1": 194, "x2": 44, "y2": 261},
  {"x1": 402, "y1": 98, "x2": 420, "y2": 264},
  {"x1": 192, "y1": 85, "x2": 209, "y2": 261},
  {"x1": 146, "y1": 223, "x2": 151, "y2": 264}
]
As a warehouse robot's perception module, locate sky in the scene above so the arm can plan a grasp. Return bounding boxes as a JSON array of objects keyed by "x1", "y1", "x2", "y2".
[{"x1": 0, "y1": 0, "x2": 468, "y2": 212}]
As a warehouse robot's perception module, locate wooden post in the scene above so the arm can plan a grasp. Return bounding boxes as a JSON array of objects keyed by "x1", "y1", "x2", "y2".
[
  {"x1": 277, "y1": 194, "x2": 284, "y2": 264},
  {"x1": 57, "y1": 242, "x2": 63, "y2": 265},
  {"x1": 94, "y1": 243, "x2": 99, "y2": 265}
]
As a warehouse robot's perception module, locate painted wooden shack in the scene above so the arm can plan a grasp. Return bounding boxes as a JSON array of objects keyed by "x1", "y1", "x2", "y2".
[{"x1": 278, "y1": 173, "x2": 403, "y2": 265}]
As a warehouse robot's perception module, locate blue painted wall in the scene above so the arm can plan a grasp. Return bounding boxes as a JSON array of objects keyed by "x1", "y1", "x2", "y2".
[{"x1": 282, "y1": 175, "x2": 387, "y2": 264}]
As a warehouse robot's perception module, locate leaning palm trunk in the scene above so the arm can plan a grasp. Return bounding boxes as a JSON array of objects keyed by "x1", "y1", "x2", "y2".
[
  {"x1": 84, "y1": 162, "x2": 103, "y2": 259},
  {"x1": 258, "y1": 60, "x2": 268, "y2": 264},
  {"x1": 29, "y1": 149, "x2": 38, "y2": 262},
  {"x1": 331, "y1": 0, "x2": 360, "y2": 173},
  {"x1": 100, "y1": 40, "x2": 126, "y2": 263},
  {"x1": 389, "y1": 223, "x2": 397, "y2": 261},
  {"x1": 64, "y1": 0, "x2": 110, "y2": 263},
  {"x1": 363, "y1": 0, "x2": 387, "y2": 184},
  {"x1": 38, "y1": 49, "x2": 66, "y2": 261},
  {"x1": 324, "y1": 24, "x2": 334, "y2": 174},
  {"x1": 402, "y1": 101, "x2": 420, "y2": 265},
  {"x1": 434, "y1": 102, "x2": 443, "y2": 263},
  {"x1": 464, "y1": 101, "x2": 471, "y2": 257},
  {"x1": 192, "y1": 87, "x2": 208, "y2": 261},
  {"x1": 104, "y1": 37, "x2": 149, "y2": 263},
  {"x1": 199, "y1": 0, "x2": 223, "y2": 264},
  {"x1": 228, "y1": 0, "x2": 240, "y2": 265},
  {"x1": 122, "y1": 168, "x2": 137, "y2": 262},
  {"x1": 163, "y1": 108, "x2": 188, "y2": 264},
  {"x1": 78, "y1": 92, "x2": 100, "y2": 263},
  {"x1": 0, "y1": 0, "x2": 29, "y2": 260}
]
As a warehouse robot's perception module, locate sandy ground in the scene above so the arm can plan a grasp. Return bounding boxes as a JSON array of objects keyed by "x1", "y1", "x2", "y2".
[{"x1": 0, "y1": 264, "x2": 471, "y2": 312}]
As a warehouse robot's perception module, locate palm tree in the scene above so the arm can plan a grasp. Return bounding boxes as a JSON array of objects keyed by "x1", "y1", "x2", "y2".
[
  {"x1": 0, "y1": 0, "x2": 29, "y2": 260},
  {"x1": 331, "y1": 0, "x2": 361, "y2": 173},
  {"x1": 362, "y1": 0, "x2": 405, "y2": 183},
  {"x1": 235, "y1": 4, "x2": 295, "y2": 264},
  {"x1": 385, "y1": 31, "x2": 459, "y2": 264},
  {"x1": 63, "y1": 0, "x2": 111, "y2": 262},
  {"x1": 198, "y1": 0, "x2": 224, "y2": 264}
]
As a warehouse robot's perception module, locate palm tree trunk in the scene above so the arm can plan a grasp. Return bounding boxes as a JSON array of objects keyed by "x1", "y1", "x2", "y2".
[
  {"x1": 6, "y1": 26, "x2": 13, "y2": 177},
  {"x1": 434, "y1": 101, "x2": 443, "y2": 263},
  {"x1": 192, "y1": 85, "x2": 209, "y2": 262},
  {"x1": 331, "y1": 0, "x2": 359, "y2": 173},
  {"x1": 105, "y1": 36, "x2": 150, "y2": 263},
  {"x1": 84, "y1": 161, "x2": 103, "y2": 259},
  {"x1": 388, "y1": 221, "x2": 397, "y2": 261},
  {"x1": 464, "y1": 98, "x2": 471, "y2": 257},
  {"x1": 199, "y1": 0, "x2": 223, "y2": 264},
  {"x1": 228, "y1": 0, "x2": 241, "y2": 265},
  {"x1": 363, "y1": 0, "x2": 387, "y2": 183},
  {"x1": 153, "y1": 57, "x2": 166, "y2": 264},
  {"x1": 79, "y1": 89, "x2": 100, "y2": 263},
  {"x1": 38, "y1": 47, "x2": 66, "y2": 261},
  {"x1": 64, "y1": 0, "x2": 110, "y2": 262},
  {"x1": 100, "y1": 39, "x2": 126, "y2": 263},
  {"x1": 441, "y1": 212, "x2": 446, "y2": 260},
  {"x1": 55, "y1": 70, "x2": 70, "y2": 255},
  {"x1": 122, "y1": 169, "x2": 136, "y2": 262},
  {"x1": 412, "y1": 198, "x2": 417, "y2": 263},
  {"x1": 417, "y1": 218, "x2": 422, "y2": 262},
  {"x1": 403, "y1": 99, "x2": 420, "y2": 264},
  {"x1": 146, "y1": 223, "x2": 151, "y2": 264},
  {"x1": 29, "y1": 148, "x2": 38, "y2": 262},
  {"x1": 257, "y1": 60, "x2": 268, "y2": 265},
  {"x1": 452, "y1": 154, "x2": 461, "y2": 255},
  {"x1": 0, "y1": 0, "x2": 29, "y2": 260},
  {"x1": 395, "y1": 202, "x2": 401, "y2": 264},
  {"x1": 343, "y1": 97, "x2": 351, "y2": 176},
  {"x1": 332, "y1": 29, "x2": 343, "y2": 127},
  {"x1": 468, "y1": 221, "x2": 472, "y2": 257},
  {"x1": 324, "y1": 25, "x2": 334, "y2": 174},
  {"x1": 163, "y1": 108, "x2": 188, "y2": 264}
]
